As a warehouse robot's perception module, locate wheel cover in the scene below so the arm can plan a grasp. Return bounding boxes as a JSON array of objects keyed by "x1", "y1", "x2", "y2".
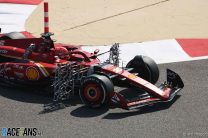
[{"x1": 83, "y1": 84, "x2": 101, "y2": 102}]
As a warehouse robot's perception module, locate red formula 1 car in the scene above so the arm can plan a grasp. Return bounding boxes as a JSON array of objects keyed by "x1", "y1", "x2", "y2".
[
  {"x1": 0, "y1": 31, "x2": 184, "y2": 110},
  {"x1": 0, "y1": 2, "x2": 184, "y2": 110}
]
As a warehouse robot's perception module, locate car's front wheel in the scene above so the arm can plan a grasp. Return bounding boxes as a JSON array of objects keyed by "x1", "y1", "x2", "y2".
[
  {"x1": 79, "y1": 74, "x2": 114, "y2": 108},
  {"x1": 126, "y1": 55, "x2": 159, "y2": 84}
]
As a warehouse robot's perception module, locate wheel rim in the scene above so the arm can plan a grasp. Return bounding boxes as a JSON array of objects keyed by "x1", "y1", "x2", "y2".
[{"x1": 83, "y1": 84, "x2": 101, "y2": 102}]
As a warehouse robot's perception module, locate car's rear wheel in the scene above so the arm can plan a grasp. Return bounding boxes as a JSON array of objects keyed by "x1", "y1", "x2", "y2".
[
  {"x1": 126, "y1": 55, "x2": 159, "y2": 84},
  {"x1": 0, "y1": 32, "x2": 25, "y2": 40},
  {"x1": 80, "y1": 74, "x2": 114, "y2": 108}
]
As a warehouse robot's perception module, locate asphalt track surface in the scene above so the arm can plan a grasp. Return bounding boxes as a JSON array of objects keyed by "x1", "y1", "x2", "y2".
[{"x1": 0, "y1": 59, "x2": 208, "y2": 138}]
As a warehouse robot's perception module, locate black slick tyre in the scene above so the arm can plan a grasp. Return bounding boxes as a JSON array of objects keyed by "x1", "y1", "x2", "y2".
[
  {"x1": 126, "y1": 55, "x2": 159, "y2": 84},
  {"x1": 80, "y1": 74, "x2": 114, "y2": 108}
]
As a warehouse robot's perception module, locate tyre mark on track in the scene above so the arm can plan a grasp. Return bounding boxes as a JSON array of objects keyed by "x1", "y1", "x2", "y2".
[{"x1": 62, "y1": 0, "x2": 170, "y2": 31}]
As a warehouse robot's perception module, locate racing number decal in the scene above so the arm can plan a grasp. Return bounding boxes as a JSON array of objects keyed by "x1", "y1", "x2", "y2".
[{"x1": 26, "y1": 67, "x2": 39, "y2": 80}]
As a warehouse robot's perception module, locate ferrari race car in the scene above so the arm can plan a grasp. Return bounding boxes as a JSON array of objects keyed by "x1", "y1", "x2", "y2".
[
  {"x1": 0, "y1": 31, "x2": 184, "y2": 110},
  {"x1": 0, "y1": 2, "x2": 184, "y2": 110}
]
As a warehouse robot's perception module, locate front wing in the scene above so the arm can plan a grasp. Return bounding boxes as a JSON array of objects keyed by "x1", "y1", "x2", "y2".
[{"x1": 109, "y1": 69, "x2": 184, "y2": 110}]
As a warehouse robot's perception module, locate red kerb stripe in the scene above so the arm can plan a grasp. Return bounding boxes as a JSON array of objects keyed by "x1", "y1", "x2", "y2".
[
  {"x1": 0, "y1": 0, "x2": 42, "y2": 5},
  {"x1": 176, "y1": 39, "x2": 208, "y2": 57}
]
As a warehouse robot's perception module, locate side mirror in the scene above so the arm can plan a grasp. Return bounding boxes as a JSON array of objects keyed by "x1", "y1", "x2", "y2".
[{"x1": 94, "y1": 49, "x2": 100, "y2": 55}]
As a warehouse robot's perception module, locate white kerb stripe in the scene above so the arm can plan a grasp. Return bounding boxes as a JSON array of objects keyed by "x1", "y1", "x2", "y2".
[
  {"x1": 0, "y1": 3, "x2": 37, "y2": 33},
  {"x1": 81, "y1": 39, "x2": 192, "y2": 64}
]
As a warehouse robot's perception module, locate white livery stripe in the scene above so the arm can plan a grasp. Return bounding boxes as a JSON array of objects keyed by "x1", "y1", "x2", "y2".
[{"x1": 34, "y1": 63, "x2": 49, "y2": 77}]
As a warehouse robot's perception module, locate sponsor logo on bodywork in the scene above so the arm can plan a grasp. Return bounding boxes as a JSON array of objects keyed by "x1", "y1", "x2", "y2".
[
  {"x1": 128, "y1": 74, "x2": 137, "y2": 79},
  {"x1": 3, "y1": 63, "x2": 12, "y2": 72},
  {"x1": 26, "y1": 67, "x2": 39, "y2": 80},
  {"x1": 13, "y1": 65, "x2": 24, "y2": 71},
  {"x1": 14, "y1": 72, "x2": 24, "y2": 79},
  {"x1": 0, "y1": 40, "x2": 5, "y2": 46},
  {"x1": 0, "y1": 64, "x2": 10, "y2": 76},
  {"x1": 0, "y1": 50, "x2": 8, "y2": 54}
]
